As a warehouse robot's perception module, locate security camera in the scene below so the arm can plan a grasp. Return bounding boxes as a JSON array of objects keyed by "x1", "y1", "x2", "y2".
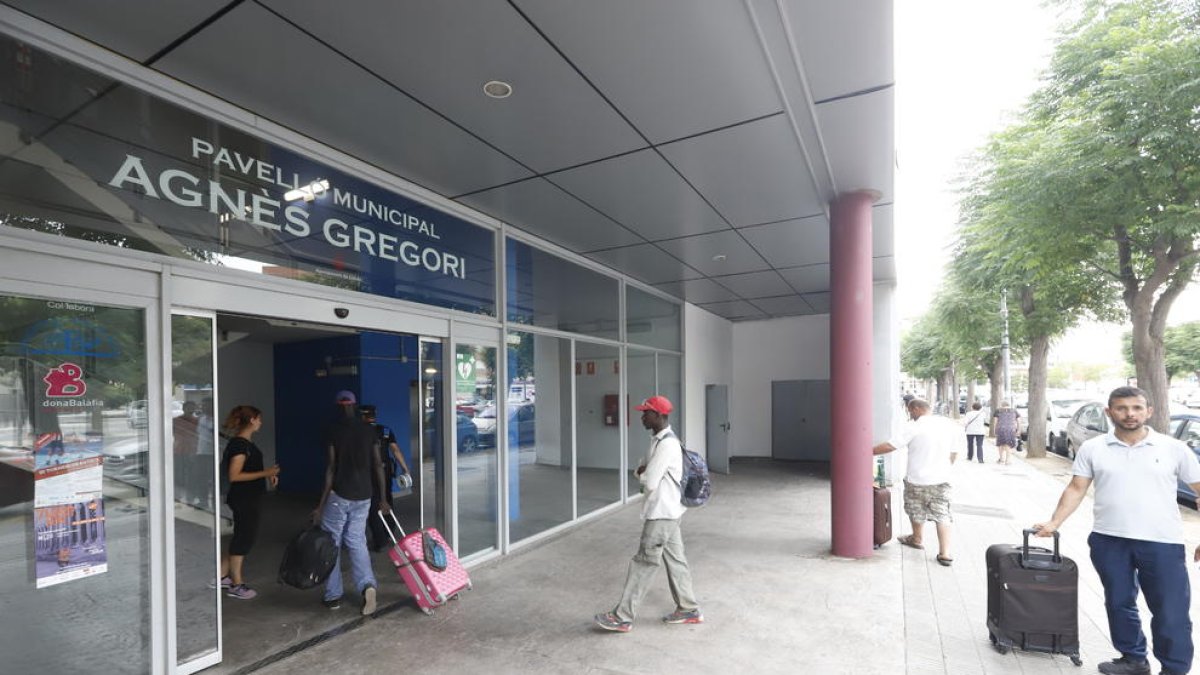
[{"x1": 334, "y1": 307, "x2": 349, "y2": 319}]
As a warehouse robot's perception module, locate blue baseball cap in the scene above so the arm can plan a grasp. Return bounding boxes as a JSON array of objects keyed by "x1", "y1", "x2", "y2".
[{"x1": 334, "y1": 390, "x2": 357, "y2": 404}]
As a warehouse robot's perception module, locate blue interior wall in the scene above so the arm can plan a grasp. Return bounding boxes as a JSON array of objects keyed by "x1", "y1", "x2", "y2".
[
  {"x1": 358, "y1": 332, "x2": 417, "y2": 471},
  {"x1": 273, "y1": 332, "x2": 418, "y2": 495},
  {"x1": 274, "y1": 335, "x2": 362, "y2": 495}
]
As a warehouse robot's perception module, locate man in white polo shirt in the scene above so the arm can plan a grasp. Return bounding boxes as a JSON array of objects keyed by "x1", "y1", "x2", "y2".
[
  {"x1": 1034, "y1": 386, "x2": 1200, "y2": 675},
  {"x1": 873, "y1": 398, "x2": 959, "y2": 566}
]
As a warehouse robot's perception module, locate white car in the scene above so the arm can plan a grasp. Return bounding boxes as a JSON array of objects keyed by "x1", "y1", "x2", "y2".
[{"x1": 1017, "y1": 398, "x2": 1089, "y2": 454}]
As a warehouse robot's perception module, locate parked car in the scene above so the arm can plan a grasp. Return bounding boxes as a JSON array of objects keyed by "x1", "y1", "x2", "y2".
[
  {"x1": 1044, "y1": 399, "x2": 1090, "y2": 455},
  {"x1": 126, "y1": 400, "x2": 184, "y2": 428},
  {"x1": 1062, "y1": 401, "x2": 1110, "y2": 459},
  {"x1": 1171, "y1": 413, "x2": 1200, "y2": 506},
  {"x1": 422, "y1": 411, "x2": 480, "y2": 454},
  {"x1": 101, "y1": 436, "x2": 149, "y2": 490},
  {"x1": 475, "y1": 402, "x2": 536, "y2": 448}
]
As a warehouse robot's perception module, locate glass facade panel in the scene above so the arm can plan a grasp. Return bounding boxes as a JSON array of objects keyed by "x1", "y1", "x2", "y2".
[
  {"x1": 171, "y1": 314, "x2": 218, "y2": 666},
  {"x1": 626, "y1": 286, "x2": 682, "y2": 351},
  {"x1": 455, "y1": 343, "x2": 498, "y2": 556},
  {"x1": 658, "y1": 353, "x2": 684, "y2": 435},
  {"x1": 625, "y1": 349, "x2": 657, "y2": 497},
  {"x1": 506, "y1": 239, "x2": 619, "y2": 340},
  {"x1": 0, "y1": 35, "x2": 496, "y2": 316},
  {"x1": 0, "y1": 292, "x2": 149, "y2": 672},
  {"x1": 420, "y1": 341, "x2": 446, "y2": 535},
  {"x1": 504, "y1": 331, "x2": 572, "y2": 542},
  {"x1": 575, "y1": 342, "x2": 621, "y2": 516}
]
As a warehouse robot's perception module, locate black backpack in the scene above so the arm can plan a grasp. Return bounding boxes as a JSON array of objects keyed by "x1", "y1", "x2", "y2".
[
  {"x1": 278, "y1": 525, "x2": 339, "y2": 589},
  {"x1": 662, "y1": 431, "x2": 712, "y2": 507}
]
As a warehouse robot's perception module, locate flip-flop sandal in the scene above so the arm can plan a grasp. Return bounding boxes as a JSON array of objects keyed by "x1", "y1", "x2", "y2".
[
  {"x1": 937, "y1": 556, "x2": 954, "y2": 566},
  {"x1": 898, "y1": 535, "x2": 924, "y2": 550}
]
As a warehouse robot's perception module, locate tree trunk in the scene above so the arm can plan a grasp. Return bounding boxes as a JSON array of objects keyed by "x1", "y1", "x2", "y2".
[
  {"x1": 1130, "y1": 292, "x2": 1170, "y2": 432},
  {"x1": 966, "y1": 379, "x2": 977, "y2": 411},
  {"x1": 1025, "y1": 334, "x2": 1051, "y2": 458},
  {"x1": 989, "y1": 360, "x2": 1003, "y2": 438},
  {"x1": 949, "y1": 363, "x2": 960, "y2": 419}
]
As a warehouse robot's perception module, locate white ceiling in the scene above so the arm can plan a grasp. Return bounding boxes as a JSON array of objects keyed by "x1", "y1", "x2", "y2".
[{"x1": 4, "y1": 0, "x2": 895, "y2": 321}]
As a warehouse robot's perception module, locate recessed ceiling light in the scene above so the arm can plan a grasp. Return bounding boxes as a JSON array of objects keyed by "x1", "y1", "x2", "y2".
[
  {"x1": 712, "y1": 254, "x2": 727, "y2": 262},
  {"x1": 483, "y1": 80, "x2": 513, "y2": 99}
]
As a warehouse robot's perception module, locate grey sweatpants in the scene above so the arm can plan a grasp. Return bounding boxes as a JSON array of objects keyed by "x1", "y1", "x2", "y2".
[{"x1": 614, "y1": 518, "x2": 699, "y2": 622}]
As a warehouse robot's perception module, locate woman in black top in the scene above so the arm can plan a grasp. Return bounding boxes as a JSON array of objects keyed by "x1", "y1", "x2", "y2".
[{"x1": 218, "y1": 405, "x2": 280, "y2": 600}]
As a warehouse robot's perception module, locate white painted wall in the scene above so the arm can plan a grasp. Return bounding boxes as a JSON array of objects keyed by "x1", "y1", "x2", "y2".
[
  {"x1": 725, "y1": 283, "x2": 899, "y2": 460},
  {"x1": 216, "y1": 338, "x2": 276, "y2": 467},
  {"x1": 731, "y1": 314, "x2": 831, "y2": 457},
  {"x1": 682, "y1": 304, "x2": 734, "y2": 458},
  {"x1": 874, "y1": 283, "x2": 901, "y2": 442}
]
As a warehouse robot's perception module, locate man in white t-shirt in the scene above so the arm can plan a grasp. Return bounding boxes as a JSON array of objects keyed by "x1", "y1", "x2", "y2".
[
  {"x1": 873, "y1": 398, "x2": 959, "y2": 565},
  {"x1": 1034, "y1": 387, "x2": 1200, "y2": 675}
]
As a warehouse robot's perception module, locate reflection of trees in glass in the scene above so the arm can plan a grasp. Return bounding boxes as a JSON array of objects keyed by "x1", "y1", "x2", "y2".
[
  {"x1": 0, "y1": 213, "x2": 215, "y2": 263},
  {"x1": 171, "y1": 316, "x2": 213, "y2": 387},
  {"x1": 0, "y1": 295, "x2": 147, "y2": 418}
]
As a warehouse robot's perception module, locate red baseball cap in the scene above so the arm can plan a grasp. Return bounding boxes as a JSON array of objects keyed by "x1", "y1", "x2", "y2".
[{"x1": 634, "y1": 395, "x2": 673, "y2": 415}]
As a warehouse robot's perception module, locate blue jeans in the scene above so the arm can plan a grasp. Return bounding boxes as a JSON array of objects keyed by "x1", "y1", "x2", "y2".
[
  {"x1": 321, "y1": 491, "x2": 376, "y2": 602},
  {"x1": 1089, "y1": 532, "x2": 1193, "y2": 673}
]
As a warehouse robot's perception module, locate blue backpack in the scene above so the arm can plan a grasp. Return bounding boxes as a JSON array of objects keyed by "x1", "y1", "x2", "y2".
[{"x1": 664, "y1": 432, "x2": 712, "y2": 507}]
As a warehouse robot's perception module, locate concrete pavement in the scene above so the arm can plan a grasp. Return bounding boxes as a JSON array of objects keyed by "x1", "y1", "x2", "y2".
[{"x1": 224, "y1": 440, "x2": 1200, "y2": 675}]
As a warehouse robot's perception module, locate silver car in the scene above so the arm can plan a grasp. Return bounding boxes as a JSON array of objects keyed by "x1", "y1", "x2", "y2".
[{"x1": 1063, "y1": 401, "x2": 1109, "y2": 459}]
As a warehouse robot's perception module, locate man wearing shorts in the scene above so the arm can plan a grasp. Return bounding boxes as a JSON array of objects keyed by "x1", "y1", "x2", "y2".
[{"x1": 873, "y1": 398, "x2": 959, "y2": 565}]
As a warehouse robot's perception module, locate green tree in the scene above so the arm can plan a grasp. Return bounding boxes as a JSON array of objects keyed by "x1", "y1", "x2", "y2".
[
  {"x1": 954, "y1": 120, "x2": 1117, "y2": 457},
  {"x1": 1124, "y1": 322, "x2": 1200, "y2": 384},
  {"x1": 1015, "y1": 0, "x2": 1200, "y2": 431}
]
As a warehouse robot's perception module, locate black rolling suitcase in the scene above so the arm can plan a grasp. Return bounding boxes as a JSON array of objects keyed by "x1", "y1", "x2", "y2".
[{"x1": 985, "y1": 529, "x2": 1082, "y2": 666}]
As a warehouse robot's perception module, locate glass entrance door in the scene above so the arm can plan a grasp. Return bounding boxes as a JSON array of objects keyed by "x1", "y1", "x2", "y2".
[
  {"x1": 170, "y1": 312, "x2": 219, "y2": 672},
  {"x1": 0, "y1": 290, "x2": 153, "y2": 673}
]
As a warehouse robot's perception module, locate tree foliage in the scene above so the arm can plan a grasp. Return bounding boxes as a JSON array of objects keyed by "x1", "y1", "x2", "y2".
[
  {"x1": 945, "y1": 0, "x2": 1200, "y2": 434},
  {"x1": 1123, "y1": 322, "x2": 1200, "y2": 382}
]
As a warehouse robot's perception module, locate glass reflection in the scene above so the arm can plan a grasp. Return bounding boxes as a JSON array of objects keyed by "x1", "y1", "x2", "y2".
[
  {"x1": 575, "y1": 342, "x2": 622, "y2": 517},
  {"x1": 0, "y1": 293, "x2": 149, "y2": 672},
  {"x1": 626, "y1": 349, "x2": 657, "y2": 498},
  {"x1": 626, "y1": 286, "x2": 682, "y2": 351},
  {"x1": 171, "y1": 314, "x2": 218, "y2": 665},
  {"x1": 505, "y1": 331, "x2": 572, "y2": 543},
  {"x1": 454, "y1": 343, "x2": 497, "y2": 556}
]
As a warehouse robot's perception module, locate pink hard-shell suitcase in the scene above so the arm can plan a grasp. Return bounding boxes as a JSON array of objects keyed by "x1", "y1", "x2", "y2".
[{"x1": 378, "y1": 512, "x2": 471, "y2": 614}]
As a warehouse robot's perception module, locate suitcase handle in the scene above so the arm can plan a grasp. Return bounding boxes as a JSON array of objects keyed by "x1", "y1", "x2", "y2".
[
  {"x1": 1021, "y1": 528, "x2": 1062, "y2": 568},
  {"x1": 378, "y1": 510, "x2": 408, "y2": 544}
]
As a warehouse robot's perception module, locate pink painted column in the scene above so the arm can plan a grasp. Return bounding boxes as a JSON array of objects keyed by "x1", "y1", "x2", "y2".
[{"x1": 830, "y1": 190, "x2": 877, "y2": 558}]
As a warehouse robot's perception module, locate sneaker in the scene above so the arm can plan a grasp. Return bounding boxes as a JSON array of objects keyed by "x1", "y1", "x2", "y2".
[
  {"x1": 322, "y1": 596, "x2": 342, "y2": 610},
  {"x1": 1097, "y1": 656, "x2": 1151, "y2": 675},
  {"x1": 361, "y1": 586, "x2": 377, "y2": 616},
  {"x1": 593, "y1": 612, "x2": 632, "y2": 633},
  {"x1": 662, "y1": 608, "x2": 704, "y2": 624},
  {"x1": 207, "y1": 575, "x2": 232, "y2": 590},
  {"x1": 225, "y1": 584, "x2": 257, "y2": 600}
]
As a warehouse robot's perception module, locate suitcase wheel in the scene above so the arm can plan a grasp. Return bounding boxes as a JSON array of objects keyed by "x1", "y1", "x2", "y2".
[
  {"x1": 421, "y1": 606, "x2": 434, "y2": 616},
  {"x1": 988, "y1": 632, "x2": 1009, "y2": 655}
]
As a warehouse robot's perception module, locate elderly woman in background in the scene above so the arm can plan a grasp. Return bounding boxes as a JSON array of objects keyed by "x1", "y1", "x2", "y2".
[{"x1": 991, "y1": 401, "x2": 1021, "y2": 465}]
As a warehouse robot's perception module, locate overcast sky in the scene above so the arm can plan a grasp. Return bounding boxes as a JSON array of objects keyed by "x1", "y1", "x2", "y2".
[{"x1": 892, "y1": 0, "x2": 1200, "y2": 365}]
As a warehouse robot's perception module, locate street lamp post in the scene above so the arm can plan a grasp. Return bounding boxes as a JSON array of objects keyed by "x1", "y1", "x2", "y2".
[{"x1": 1000, "y1": 289, "x2": 1011, "y2": 405}]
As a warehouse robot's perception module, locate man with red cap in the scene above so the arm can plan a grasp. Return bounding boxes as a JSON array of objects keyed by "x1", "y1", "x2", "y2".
[{"x1": 595, "y1": 395, "x2": 702, "y2": 632}]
